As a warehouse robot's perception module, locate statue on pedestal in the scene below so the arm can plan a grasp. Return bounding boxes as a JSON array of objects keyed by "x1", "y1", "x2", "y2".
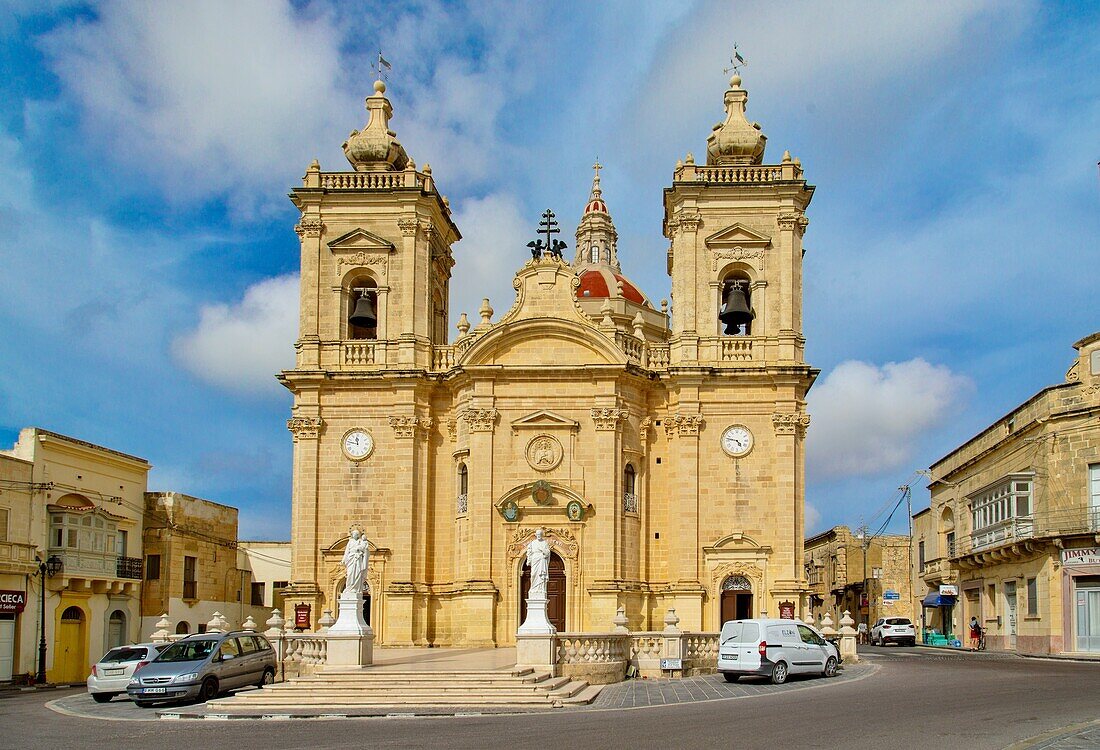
[
  {"x1": 341, "y1": 528, "x2": 370, "y2": 597},
  {"x1": 525, "y1": 528, "x2": 551, "y2": 600}
]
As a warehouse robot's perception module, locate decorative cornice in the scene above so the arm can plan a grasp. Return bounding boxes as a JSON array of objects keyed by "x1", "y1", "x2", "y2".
[
  {"x1": 591, "y1": 407, "x2": 628, "y2": 431},
  {"x1": 777, "y1": 211, "x2": 799, "y2": 230},
  {"x1": 397, "y1": 217, "x2": 420, "y2": 237},
  {"x1": 461, "y1": 408, "x2": 499, "y2": 433},
  {"x1": 287, "y1": 416, "x2": 323, "y2": 441},
  {"x1": 772, "y1": 411, "x2": 811, "y2": 436},
  {"x1": 664, "y1": 413, "x2": 704, "y2": 437},
  {"x1": 388, "y1": 415, "x2": 434, "y2": 439},
  {"x1": 294, "y1": 217, "x2": 324, "y2": 238}
]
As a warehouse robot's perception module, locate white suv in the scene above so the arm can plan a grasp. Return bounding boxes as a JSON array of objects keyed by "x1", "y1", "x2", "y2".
[
  {"x1": 871, "y1": 617, "x2": 916, "y2": 646},
  {"x1": 87, "y1": 643, "x2": 167, "y2": 702},
  {"x1": 717, "y1": 619, "x2": 840, "y2": 685}
]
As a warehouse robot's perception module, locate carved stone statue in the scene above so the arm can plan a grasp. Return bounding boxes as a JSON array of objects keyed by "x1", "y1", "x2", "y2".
[
  {"x1": 341, "y1": 528, "x2": 370, "y2": 596},
  {"x1": 525, "y1": 528, "x2": 551, "y2": 600}
]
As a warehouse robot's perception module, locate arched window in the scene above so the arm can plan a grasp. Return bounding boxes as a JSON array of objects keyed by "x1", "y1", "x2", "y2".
[
  {"x1": 61, "y1": 606, "x2": 83, "y2": 622},
  {"x1": 623, "y1": 464, "x2": 637, "y2": 513},
  {"x1": 590, "y1": 243, "x2": 600, "y2": 264},
  {"x1": 457, "y1": 463, "x2": 468, "y2": 514},
  {"x1": 719, "y1": 272, "x2": 754, "y2": 336},
  {"x1": 432, "y1": 290, "x2": 447, "y2": 344},
  {"x1": 348, "y1": 276, "x2": 378, "y2": 340},
  {"x1": 175, "y1": 621, "x2": 190, "y2": 635}
]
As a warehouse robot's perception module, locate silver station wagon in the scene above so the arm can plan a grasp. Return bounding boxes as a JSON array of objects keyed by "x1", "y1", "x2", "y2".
[{"x1": 126, "y1": 631, "x2": 277, "y2": 706}]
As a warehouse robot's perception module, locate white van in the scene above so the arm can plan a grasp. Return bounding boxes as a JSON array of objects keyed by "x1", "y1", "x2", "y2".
[{"x1": 717, "y1": 618, "x2": 840, "y2": 684}]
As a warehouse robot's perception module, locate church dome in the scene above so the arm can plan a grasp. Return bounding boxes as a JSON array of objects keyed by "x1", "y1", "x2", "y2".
[{"x1": 576, "y1": 267, "x2": 650, "y2": 307}]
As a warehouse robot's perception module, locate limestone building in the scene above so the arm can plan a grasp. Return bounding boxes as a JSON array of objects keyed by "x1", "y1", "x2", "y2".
[
  {"x1": 917, "y1": 333, "x2": 1100, "y2": 654},
  {"x1": 141, "y1": 492, "x2": 252, "y2": 637},
  {"x1": 804, "y1": 525, "x2": 913, "y2": 631},
  {"x1": 280, "y1": 74, "x2": 816, "y2": 645},
  {"x1": 1, "y1": 428, "x2": 148, "y2": 683}
]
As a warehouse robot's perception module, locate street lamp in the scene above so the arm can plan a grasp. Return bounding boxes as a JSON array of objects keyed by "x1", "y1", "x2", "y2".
[{"x1": 35, "y1": 555, "x2": 63, "y2": 684}]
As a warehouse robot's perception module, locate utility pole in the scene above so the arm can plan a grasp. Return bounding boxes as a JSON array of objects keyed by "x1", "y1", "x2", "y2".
[{"x1": 859, "y1": 522, "x2": 869, "y2": 634}]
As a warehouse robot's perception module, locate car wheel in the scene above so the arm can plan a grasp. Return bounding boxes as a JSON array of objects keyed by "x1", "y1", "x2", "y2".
[
  {"x1": 134, "y1": 700, "x2": 154, "y2": 708},
  {"x1": 199, "y1": 677, "x2": 219, "y2": 703},
  {"x1": 771, "y1": 661, "x2": 789, "y2": 685},
  {"x1": 823, "y1": 656, "x2": 838, "y2": 678},
  {"x1": 91, "y1": 693, "x2": 114, "y2": 703},
  {"x1": 723, "y1": 673, "x2": 739, "y2": 683},
  {"x1": 257, "y1": 668, "x2": 275, "y2": 688}
]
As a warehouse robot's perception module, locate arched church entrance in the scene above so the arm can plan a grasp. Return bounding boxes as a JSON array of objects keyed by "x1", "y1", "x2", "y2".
[
  {"x1": 520, "y1": 552, "x2": 566, "y2": 632},
  {"x1": 720, "y1": 575, "x2": 753, "y2": 624}
]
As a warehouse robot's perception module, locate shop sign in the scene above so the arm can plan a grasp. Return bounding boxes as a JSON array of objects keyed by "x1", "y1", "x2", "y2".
[
  {"x1": 1062, "y1": 548, "x2": 1100, "y2": 566},
  {"x1": 939, "y1": 585, "x2": 958, "y2": 596},
  {"x1": 0, "y1": 590, "x2": 27, "y2": 613}
]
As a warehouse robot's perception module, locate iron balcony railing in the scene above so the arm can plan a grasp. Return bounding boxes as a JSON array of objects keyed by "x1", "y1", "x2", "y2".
[{"x1": 115, "y1": 556, "x2": 143, "y2": 579}]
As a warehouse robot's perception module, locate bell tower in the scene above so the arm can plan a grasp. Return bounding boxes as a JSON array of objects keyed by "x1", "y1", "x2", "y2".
[
  {"x1": 289, "y1": 79, "x2": 460, "y2": 375},
  {"x1": 658, "y1": 72, "x2": 817, "y2": 623},
  {"x1": 280, "y1": 79, "x2": 460, "y2": 627},
  {"x1": 663, "y1": 73, "x2": 813, "y2": 366}
]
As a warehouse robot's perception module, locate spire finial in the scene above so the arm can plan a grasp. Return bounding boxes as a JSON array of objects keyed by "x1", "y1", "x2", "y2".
[{"x1": 590, "y1": 158, "x2": 603, "y2": 200}]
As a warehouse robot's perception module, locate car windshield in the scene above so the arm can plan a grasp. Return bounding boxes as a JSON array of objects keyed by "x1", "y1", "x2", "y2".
[
  {"x1": 886, "y1": 618, "x2": 912, "y2": 626},
  {"x1": 99, "y1": 647, "x2": 146, "y2": 664},
  {"x1": 720, "y1": 622, "x2": 760, "y2": 644},
  {"x1": 155, "y1": 639, "x2": 218, "y2": 663}
]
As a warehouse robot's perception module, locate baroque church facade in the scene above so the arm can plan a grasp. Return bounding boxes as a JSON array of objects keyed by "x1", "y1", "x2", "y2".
[{"x1": 280, "y1": 74, "x2": 817, "y2": 646}]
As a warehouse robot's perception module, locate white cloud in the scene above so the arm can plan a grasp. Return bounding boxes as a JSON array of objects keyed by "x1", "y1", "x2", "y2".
[
  {"x1": 172, "y1": 274, "x2": 298, "y2": 396},
  {"x1": 805, "y1": 501, "x2": 823, "y2": 536},
  {"x1": 807, "y1": 358, "x2": 971, "y2": 479},
  {"x1": 448, "y1": 193, "x2": 530, "y2": 328},
  {"x1": 41, "y1": 0, "x2": 349, "y2": 212}
]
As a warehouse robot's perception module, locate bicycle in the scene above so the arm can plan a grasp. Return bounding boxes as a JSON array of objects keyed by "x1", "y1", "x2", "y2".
[{"x1": 971, "y1": 626, "x2": 986, "y2": 651}]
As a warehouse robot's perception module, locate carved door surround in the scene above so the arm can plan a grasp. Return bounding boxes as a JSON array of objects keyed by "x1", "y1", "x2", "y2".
[
  {"x1": 704, "y1": 531, "x2": 771, "y2": 629},
  {"x1": 507, "y1": 527, "x2": 580, "y2": 634}
]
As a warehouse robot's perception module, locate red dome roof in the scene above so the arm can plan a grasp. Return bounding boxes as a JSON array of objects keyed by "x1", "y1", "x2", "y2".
[
  {"x1": 584, "y1": 198, "x2": 607, "y2": 215},
  {"x1": 576, "y1": 268, "x2": 648, "y2": 306}
]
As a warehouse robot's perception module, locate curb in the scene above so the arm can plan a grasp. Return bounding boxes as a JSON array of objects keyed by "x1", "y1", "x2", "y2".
[{"x1": 1004, "y1": 718, "x2": 1100, "y2": 749}]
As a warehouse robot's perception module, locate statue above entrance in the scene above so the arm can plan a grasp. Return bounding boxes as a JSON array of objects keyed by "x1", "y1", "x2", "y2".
[{"x1": 341, "y1": 528, "x2": 370, "y2": 596}]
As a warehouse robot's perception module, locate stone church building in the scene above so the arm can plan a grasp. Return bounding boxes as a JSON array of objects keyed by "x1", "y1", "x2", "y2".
[{"x1": 280, "y1": 74, "x2": 817, "y2": 646}]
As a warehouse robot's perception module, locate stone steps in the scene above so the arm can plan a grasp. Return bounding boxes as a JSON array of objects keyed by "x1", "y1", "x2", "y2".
[{"x1": 209, "y1": 668, "x2": 601, "y2": 710}]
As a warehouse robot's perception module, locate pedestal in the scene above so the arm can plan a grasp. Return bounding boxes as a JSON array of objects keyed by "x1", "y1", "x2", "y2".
[
  {"x1": 515, "y1": 633, "x2": 556, "y2": 671},
  {"x1": 325, "y1": 592, "x2": 374, "y2": 667},
  {"x1": 518, "y1": 596, "x2": 555, "y2": 635}
]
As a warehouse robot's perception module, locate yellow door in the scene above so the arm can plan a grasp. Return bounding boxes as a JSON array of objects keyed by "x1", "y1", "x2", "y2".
[{"x1": 55, "y1": 606, "x2": 87, "y2": 683}]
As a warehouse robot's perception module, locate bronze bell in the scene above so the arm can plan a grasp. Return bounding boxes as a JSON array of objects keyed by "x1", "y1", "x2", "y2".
[
  {"x1": 349, "y1": 292, "x2": 377, "y2": 329},
  {"x1": 719, "y1": 282, "x2": 753, "y2": 335}
]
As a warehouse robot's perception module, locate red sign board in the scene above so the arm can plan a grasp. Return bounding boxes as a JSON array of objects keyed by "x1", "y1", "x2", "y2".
[
  {"x1": 294, "y1": 603, "x2": 311, "y2": 630},
  {"x1": 778, "y1": 601, "x2": 796, "y2": 619},
  {"x1": 0, "y1": 590, "x2": 27, "y2": 614}
]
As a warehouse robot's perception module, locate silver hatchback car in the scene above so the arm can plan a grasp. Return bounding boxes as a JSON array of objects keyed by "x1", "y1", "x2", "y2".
[{"x1": 126, "y1": 631, "x2": 277, "y2": 706}]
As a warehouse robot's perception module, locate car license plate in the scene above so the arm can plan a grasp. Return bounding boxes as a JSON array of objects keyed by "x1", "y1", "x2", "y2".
[
  {"x1": 144, "y1": 687, "x2": 166, "y2": 694},
  {"x1": 720, "y1": 653, "x2": 737, "y2": 660},
  {"x1": 104, "y1": 669, "x2": 124, "y2": 676}
]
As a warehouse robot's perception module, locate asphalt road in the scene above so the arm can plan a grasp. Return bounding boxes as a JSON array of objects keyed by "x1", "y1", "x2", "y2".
[{"x1": 5, "y1": 647, "x2": 1100, "y2": 750}]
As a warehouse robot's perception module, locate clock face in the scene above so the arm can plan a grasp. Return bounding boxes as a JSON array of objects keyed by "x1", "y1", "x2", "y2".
[
  {"x1": 721, "y1": 425, "x2": 753, "y2": 457},
  {"x1": 342, "y1": 429, "x2": 374, "y2": 461}
]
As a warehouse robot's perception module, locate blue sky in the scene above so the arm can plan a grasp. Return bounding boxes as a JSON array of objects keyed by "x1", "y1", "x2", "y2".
[{"x1": 1, "y1": 1, "x2": 1097, "y2": 540}]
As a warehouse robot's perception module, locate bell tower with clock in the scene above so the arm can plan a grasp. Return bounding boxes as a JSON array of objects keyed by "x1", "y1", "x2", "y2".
[
  {"x1": 280, "y1": 79, "x2": 460, "y2": 630},
  {"x1": 657, "y1": 72, "x2": 817, "y2": 622}
]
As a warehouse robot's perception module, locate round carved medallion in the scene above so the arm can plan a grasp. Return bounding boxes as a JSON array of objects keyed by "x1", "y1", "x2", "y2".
[{"x1": 525, "y1": 434, "x2": 563, "y2": 472}]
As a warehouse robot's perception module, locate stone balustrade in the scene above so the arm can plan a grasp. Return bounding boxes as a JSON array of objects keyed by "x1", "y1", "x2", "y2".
[
  {"x1": 555, "y1": 633, "x2": 631, "y2": 684},
  {"x1": 281, "y1": 633, "x2": 330, "y2": 678},
  {"x1": 318, "y1": 170, "x2": 428, "y2": 191}
]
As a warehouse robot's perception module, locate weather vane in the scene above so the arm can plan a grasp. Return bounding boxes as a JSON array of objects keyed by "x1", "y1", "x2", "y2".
[
  {"x1": 372, "y1": 50, "x2": 392, "y2": 81},
  {"x1": 723, "y1": 44, "x2": 747, "y2": 76},
  {"x1": 527, "y1": 209, "x2": 567, "y2": 261}
]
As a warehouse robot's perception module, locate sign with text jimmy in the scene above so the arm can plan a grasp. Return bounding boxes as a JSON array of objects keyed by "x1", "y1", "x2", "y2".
[{"x1": 1062, "y1": 548, "x2": 1100, "y2": 566}]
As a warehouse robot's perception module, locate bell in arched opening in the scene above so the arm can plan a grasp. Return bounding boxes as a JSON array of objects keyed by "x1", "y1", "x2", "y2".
[
  {"x1": 719, "y1": 280, "x2": 753, "y2": 335},
  {"x1": 349, "y1": 290, "x2": 377, "y2": 329}
]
